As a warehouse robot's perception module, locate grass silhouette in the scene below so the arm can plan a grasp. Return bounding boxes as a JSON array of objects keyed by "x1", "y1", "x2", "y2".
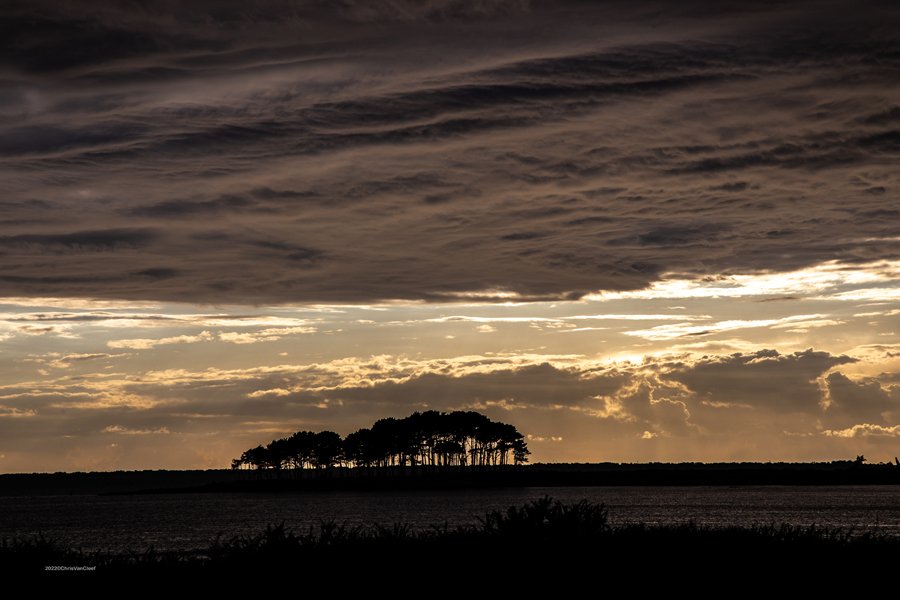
[{"x1": 7, "y1": 497, "x2": 898, "y2": 580}]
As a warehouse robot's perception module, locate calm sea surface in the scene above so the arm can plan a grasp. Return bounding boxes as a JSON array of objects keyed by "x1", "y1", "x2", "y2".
[{"x1": 2, "y1": 486, "x2": 899, "y2": 551}]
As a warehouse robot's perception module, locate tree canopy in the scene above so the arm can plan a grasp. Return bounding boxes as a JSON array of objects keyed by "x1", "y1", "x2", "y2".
[{"x1": 232, "y1": 410, "x2": 530, "y2": 471}]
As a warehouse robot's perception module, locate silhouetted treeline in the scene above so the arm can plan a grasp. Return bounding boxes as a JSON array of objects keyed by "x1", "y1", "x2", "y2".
[
  {"x1": 3, "y1": 460, "x2": 896, "y2": 498},
  {"x1": 231, "y1": 410, "x2": 530, "y2": 471}
]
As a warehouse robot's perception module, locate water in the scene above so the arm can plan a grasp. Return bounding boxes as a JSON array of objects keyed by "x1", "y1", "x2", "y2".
[{"x1": 1, "y1": 486, "x2": 899, "y2": 552}]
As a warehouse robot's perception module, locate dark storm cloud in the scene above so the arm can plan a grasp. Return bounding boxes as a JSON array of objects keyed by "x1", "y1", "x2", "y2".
[
  {"x1": 83, "y1": 350, "x2": 857, "y2": 428},
  {"x1": 824, "y1": 371, "x2": 899, "y2": 424},
  {"x1": 128, "y1": 195, "x2": 256, "y2": 218},
  {"x1": 326, "y1": 363, "x2": 628, "y2": 410},
  {"x1": 670, "y1": 349, "x2": 856, "y2": 412},
  {"x1": 0, "y1": 228, "x2": 158, "y2": 251},
  {"x1": 1, "y1": 1, "x2": 899, "y2": 303}
]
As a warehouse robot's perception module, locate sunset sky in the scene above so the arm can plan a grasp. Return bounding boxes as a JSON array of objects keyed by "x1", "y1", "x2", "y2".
[{"x1": 1, "y1": 0, "x2": 898, "y2": 472}]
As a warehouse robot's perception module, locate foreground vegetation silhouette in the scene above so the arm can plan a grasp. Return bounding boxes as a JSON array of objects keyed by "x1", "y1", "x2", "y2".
[
  {"x1": 11, "y1": 498, "x2": 900, "y2": 580},
  {"x1": 232, "y1": 410, "x2": 530, "y2": 472}
]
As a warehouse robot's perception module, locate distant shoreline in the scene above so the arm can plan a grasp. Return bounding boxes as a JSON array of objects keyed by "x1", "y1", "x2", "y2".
[{"x1": 2, "y1": 462, "x2": 899, "y2": 496}]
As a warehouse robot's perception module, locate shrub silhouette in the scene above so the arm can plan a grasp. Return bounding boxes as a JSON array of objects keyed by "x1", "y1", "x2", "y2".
[{"x1": 12, "y1": 498, "x2": 900, "y2": 577}]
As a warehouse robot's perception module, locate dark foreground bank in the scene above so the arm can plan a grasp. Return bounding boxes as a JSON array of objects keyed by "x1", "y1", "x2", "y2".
[{"x1": 5, "y1": 498, "x2": 899, "y2": 583}]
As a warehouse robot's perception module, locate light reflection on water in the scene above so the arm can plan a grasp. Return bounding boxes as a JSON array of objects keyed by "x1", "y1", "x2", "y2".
[{"x1": 1, "y1": 485, "x2": 898, "y2": 551}]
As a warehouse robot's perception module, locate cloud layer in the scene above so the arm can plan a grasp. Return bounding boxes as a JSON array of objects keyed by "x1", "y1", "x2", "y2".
[
  {"x1": 1, "y1": 2, "x2": 898, "y2": 471},
  {"x1": 2, "y1": 344, "x2": 898, "y2": 470},
  {"x1": 1, "y1": 0, "x2": 898, "y2": 303}
]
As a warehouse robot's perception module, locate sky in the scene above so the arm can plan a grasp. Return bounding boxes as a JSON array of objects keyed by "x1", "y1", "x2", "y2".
[{"x1": 1, "y1": 0, "x2": 898, "y2": 472}]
